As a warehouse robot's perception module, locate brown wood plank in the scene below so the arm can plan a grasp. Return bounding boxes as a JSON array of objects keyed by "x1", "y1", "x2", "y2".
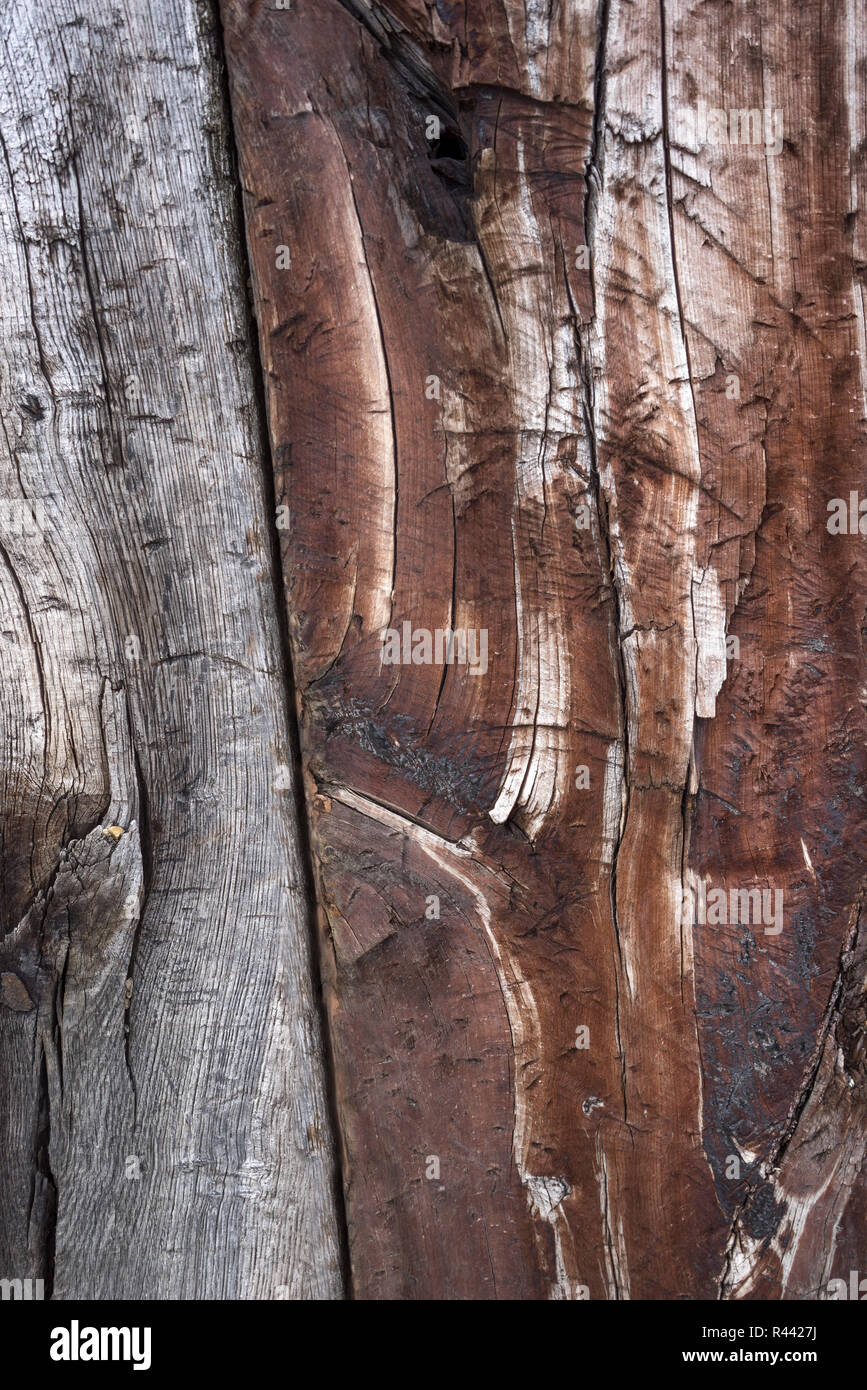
[
  {"x1": 0, "y1": 0, "x2": 343, "y2": 1298},
  {"x1": 235, "y1": 0, "x2": 865, "y2": 1298}
]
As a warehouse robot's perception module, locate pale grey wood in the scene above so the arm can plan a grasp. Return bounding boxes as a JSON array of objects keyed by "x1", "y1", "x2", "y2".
[{"x1": 0, "y1": 0, "x2": 342, "y2": 1298}]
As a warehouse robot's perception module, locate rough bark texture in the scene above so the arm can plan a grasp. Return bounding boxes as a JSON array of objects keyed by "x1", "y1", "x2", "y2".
[
  {"x1": 223, "y1": 0, "x2": 867, "y2": 1300},
  {"x1": 0, "y1": 0, "x2": 342, "y2": 1298}
]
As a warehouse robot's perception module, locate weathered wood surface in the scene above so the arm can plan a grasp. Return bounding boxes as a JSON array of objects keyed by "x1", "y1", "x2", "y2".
[
  {"x1": 0, "y1": 0, "x2": 342, "y2": 1297},
  {"x1": 224, "y1": 0, "x2": 867, "y2": 1299}
]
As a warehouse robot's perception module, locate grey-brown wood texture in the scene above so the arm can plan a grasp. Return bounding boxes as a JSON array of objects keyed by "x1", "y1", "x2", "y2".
[
  {"x1": 2, "y1": 0, "x2": 864, "y2": 1303},
  {"x1": 223, "y1": 0, "x2": 867, "y2": 1300},
  {"x1": 0, "y1": 0, "x2": 342, "y2": 1297}
]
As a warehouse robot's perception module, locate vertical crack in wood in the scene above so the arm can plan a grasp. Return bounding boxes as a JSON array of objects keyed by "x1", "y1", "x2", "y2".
[
  {"x1": 720, "y1": 887, "x2": 866, "y2": 1297},
  {"x1": 65, "y1": 87, "x2": 125, "y2": 473},
  {"x1": 659, "y1": 0, "x2": 702, "y2": 1040},
  {"x1": 28, "y1": 1041, "x2": 57, "y2": 1298},
  {"x1": 0, "y1": 127, "x2": 57, "y2": 410},
  {"x1": 123, "y1": 742, "x2": 152, "y2": 1131},
  {"x1": 575, "y1": 0, "x2": 629, "y2": 1137}
]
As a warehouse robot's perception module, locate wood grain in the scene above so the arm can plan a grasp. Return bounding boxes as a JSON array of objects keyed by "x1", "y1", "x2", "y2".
[
  {"x1": 0, "y1": 0, "x2": 342, "y2": 1298},
  {"x1": 224, "y1": 0, "x2": 867, "y2": 1299}
]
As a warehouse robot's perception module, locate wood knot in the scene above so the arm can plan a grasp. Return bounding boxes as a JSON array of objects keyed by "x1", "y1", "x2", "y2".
[{"x1": 1, "y1": 971, "x2": 34, "y2": 1012}]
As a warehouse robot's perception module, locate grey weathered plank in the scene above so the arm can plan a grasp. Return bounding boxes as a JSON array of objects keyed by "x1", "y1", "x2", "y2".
[{"x1": 0, "y1": 0, "x2": 342, "y2": 1298}]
